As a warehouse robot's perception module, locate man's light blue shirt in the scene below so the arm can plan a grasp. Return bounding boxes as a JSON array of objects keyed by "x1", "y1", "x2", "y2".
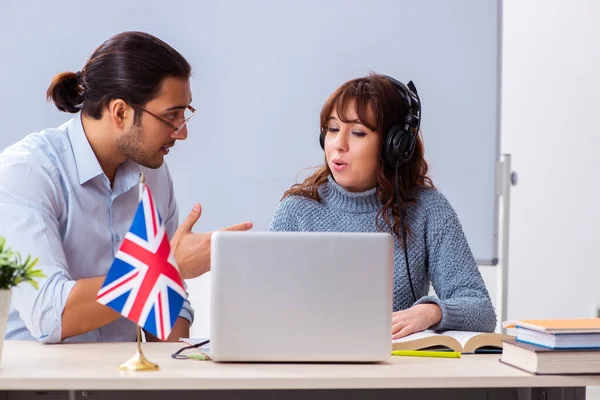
[{"x1": 0, "y1": 114, "x2": 194, "y2": 343}]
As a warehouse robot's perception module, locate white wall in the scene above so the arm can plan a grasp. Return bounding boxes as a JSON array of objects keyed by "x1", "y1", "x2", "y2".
[
  {"x1": 501, "y1": 1, "x2": 600, "y2": 397},
  {"x1": 502, "y1": 0, "x2": 600, "y2": 322}
]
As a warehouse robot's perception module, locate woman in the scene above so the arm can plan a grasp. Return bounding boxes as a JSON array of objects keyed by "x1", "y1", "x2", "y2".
[{"x1": 269, "y1": 73, "x2": 496, "y2": 339}]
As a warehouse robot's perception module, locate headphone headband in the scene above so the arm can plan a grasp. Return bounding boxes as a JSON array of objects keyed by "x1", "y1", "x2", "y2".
[{"x1": 380, "y1": 75, "x2": 421, "y2": 135}]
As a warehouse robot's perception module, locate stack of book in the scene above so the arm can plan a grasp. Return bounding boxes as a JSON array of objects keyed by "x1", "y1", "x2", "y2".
[{"x1": 500, "y1": 318, "x2": 600, "y2": 374}]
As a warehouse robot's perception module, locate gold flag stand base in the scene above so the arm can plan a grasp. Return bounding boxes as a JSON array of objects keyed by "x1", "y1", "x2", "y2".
[
  {"x1": 118, "y1": 326, "x2": 160, "y2": 371},
  {"x1": 118, "y1": 350, "x2": 160, "y2": 371}
]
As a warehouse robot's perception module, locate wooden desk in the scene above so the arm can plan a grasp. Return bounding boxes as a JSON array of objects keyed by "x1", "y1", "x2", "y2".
[{"x1": 0, "y1": 341, "x2": 598, "y2": 400}]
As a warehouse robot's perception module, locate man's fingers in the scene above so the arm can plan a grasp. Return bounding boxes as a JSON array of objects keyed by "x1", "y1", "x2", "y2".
[
  {"x1": 219, "y1": 222, "x2": 253, "y2": 232},
  {"x1": 178, "y1": 203, "x2": 202, "y2": 234}
]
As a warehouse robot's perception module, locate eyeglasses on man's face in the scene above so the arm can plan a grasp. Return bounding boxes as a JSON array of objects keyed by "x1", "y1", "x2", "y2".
[{"x1": 130, "y1": 103, "x2": 196, "y2": 135}]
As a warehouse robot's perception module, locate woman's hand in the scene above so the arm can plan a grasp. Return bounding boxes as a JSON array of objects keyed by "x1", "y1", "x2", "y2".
[{"x1": 391, "y1": 303, "x2": 442, "y2": 339}]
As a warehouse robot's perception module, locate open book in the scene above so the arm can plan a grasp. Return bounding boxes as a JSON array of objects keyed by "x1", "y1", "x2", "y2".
[{"x1": 393, "y1": 330, "x2": 514, "y2": 353}]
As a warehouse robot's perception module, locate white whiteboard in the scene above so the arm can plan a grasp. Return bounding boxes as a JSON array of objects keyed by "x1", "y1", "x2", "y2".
[{"x1": 0, "y1": 0, "x2": 501, "y2": 262}]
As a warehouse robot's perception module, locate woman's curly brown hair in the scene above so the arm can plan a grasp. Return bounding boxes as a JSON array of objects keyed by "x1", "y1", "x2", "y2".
[{"x1": 282, "y1": 73, "x2": 434, "y2": 239}]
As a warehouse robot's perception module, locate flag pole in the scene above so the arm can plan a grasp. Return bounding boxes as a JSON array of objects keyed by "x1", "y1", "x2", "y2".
[{"x1": 118, "y1": 172, "x2": 160, "y2": 372}]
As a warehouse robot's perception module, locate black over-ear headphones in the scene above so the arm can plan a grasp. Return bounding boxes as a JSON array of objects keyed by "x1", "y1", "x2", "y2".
[
  {"x1": 319, "y1": 75, "x2": 421, "y2": 169},
  {"x1": 381, "y1": 76, "x2": 421, "y2": 167}
]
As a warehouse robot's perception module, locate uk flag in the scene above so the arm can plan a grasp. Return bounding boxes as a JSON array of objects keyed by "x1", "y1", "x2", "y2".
[{"x1": 97, "y1": 183, "x2": 186, "y2": 341}]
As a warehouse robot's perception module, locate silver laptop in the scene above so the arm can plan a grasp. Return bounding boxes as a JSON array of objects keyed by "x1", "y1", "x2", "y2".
[{"x1": 209, "y1": 231, "x2": 393, "y2": 362}]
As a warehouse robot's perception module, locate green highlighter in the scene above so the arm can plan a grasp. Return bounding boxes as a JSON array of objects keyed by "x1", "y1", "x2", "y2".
[
  {"x1": 186, "y1": 354, "x2": 210, "y2": 361},
  {"x1": 391, "y1": 350, "x2": 461, "y2": 358}
]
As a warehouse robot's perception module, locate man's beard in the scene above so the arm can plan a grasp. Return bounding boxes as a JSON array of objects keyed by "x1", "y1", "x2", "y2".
[{"x1": 117, "y1": 125, "x2": 163, "y2": 169}]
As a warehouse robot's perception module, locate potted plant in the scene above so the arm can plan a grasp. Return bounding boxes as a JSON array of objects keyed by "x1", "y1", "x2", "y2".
[{"x1": 0, "y1": 236, "x2": 45, "y2": 362}]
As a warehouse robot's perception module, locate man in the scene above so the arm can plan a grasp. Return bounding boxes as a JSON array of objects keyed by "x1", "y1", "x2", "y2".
[{"x1": 0, "y1": 31, "x2": 252, "y2": 344}]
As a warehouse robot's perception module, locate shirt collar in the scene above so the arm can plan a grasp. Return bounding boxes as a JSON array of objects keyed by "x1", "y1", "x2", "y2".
[
  {"x1": 68, "y1": 113, "x2": 104, "y2": 185},
  {"x1": 67, "y1": 114, "x2": 141, "y2": 190},
  {"x1": 113, "y1": 159, "x2": 143, "y2": 197}
]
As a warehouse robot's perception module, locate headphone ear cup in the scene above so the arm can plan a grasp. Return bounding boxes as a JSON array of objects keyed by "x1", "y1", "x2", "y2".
[
  {"x1": 319, "y1": 132, "x2": 325, "y2": 150},
  {"x1": 384, "y1": 125, "x2": 403, "y2": 166},
  {"x1": 398, "y1": 129, "x2": 417, "y2": 162},
  {"x1": 384, "y1": 125, "x2": 415, "y2": 167}
]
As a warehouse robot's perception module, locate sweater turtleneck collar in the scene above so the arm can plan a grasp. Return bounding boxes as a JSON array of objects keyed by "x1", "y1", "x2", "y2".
[{"x1": 321, "y1": 175, "x2": 381, "y2": 213}]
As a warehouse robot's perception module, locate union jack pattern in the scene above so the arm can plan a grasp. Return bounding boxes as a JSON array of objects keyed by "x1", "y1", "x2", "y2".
[{"x1": 97, "y1": 183, "x2": 185, "y2": 340}]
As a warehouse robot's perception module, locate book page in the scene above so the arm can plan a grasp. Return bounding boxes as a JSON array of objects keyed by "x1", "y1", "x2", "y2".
[
  {"x1": 443, "y1": 331, "x2": 483, "y2": 347},
  {"x1": 392, "y1": 330, "x2": 442, "y2": 344},
  {"x1": 444, "y1": 331, "x2": 514, "y2": 353},
  {"x1": 392, "y1": 330, "x2": 462, "y2": 351}
]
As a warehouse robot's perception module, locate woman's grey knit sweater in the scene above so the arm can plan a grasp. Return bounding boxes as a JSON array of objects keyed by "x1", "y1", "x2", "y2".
[{"x1": 269, "y1": 176, "x2": 496, "y2": 332}]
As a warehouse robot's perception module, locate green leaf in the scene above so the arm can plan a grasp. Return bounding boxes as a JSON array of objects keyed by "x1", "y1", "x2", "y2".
[{"x1": 0, "y1": 236, "x2": 45, "y2": 290}]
